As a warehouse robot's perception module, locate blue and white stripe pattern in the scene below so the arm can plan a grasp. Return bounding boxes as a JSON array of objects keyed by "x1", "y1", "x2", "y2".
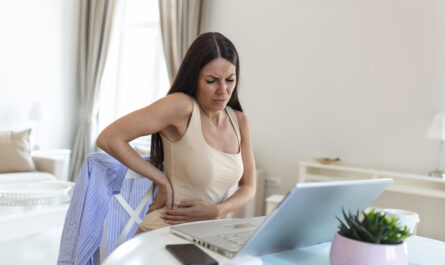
[{"x1": 57, "y1": 152, "x2": 153, "y2": 265}]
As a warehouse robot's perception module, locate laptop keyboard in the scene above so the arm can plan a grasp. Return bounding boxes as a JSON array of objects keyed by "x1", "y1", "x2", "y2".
[{"x1": 220, "y1": 231, "x2": 254, "y2": 246}]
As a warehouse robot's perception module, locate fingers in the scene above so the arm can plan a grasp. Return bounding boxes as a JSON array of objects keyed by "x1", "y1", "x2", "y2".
[
  {"x1": 175, "y1": 200, "x2": 197, "y2": 207},
  {"x1": 162, "y1": 213, "x2": 190, "y2": 225},
  {"x1": 162, "y1": 214, "x2": 188, "y2": 221},
  {"x1": 164, "y1": 220, "x2": 187, "y2": 225},
  {"x1": 165, "y1": 208, "x2": 189, "y2": 216},
  {"x1": 147, "y1": 201, "x2": 164, "y2": 214}
]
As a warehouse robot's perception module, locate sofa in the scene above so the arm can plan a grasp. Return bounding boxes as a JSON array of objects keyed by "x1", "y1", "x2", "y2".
[
  {"x1": 0, "y1": 153, "x2": 70, "y2": 184},
  {"x1": 0, "y1": 129, "x2": 70, "y2": 184}
]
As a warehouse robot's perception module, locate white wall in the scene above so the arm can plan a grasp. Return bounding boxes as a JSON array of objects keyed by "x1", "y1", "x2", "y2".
[
  {"x1": 205, "y1": 0, "x2": 445, "y2": 195},
  {"x1": 0, "y1": 0, "x2": 79, "y2": 149}
]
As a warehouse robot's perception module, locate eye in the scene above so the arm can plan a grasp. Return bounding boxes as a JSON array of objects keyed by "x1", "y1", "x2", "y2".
[
  {"x1": 226, "y1": 79, "x2": 235, "y2": 83},
  {"x1": 205, "y1": 80, "x2": 216, "y2": 84}
]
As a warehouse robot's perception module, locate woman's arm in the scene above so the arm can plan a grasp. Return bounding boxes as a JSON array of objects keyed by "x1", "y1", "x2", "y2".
[
  {"x1": 96, "y1": 93, "x2": 193, "y2": 209},
  {"x1": 163, "y1": 111, "x2": 256, "y2": 223}
]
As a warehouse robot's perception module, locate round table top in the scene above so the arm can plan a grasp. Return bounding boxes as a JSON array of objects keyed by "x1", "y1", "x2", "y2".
[
  {"x1": 102, "y1": 226, "x2": 445, "y2": 265},
  {"x1": 103, "y1": 226, "x2": 230, "y2": 265}
]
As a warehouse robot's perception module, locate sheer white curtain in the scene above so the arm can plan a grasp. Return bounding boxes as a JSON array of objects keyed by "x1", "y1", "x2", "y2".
[
  {"x1": 70, "y1": 0, "x2": 118, "y2": 181},
  {"x1": 158, "y1": 0, "x2": 208, "y2": 80},
  {"x1": 97, "y1": 0, "x2": 170, "y2": 155}
]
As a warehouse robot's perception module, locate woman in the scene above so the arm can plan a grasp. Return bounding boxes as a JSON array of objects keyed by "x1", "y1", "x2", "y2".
[{"x1": 96, "y1": 32, "x2": 256, "y2": 232}]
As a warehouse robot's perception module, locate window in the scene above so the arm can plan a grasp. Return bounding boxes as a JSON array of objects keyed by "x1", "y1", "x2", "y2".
[{"x1": 98, "y1": 0, "x2": 169, "y2": 153}]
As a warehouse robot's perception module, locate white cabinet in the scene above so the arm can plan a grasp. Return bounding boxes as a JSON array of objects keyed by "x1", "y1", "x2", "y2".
[
  {"x1": 298, "y1": 162, "x2": 445, "y2": 199},
  {"x1": 298, "y1": 162, "x2": 445, "y2": 241}
]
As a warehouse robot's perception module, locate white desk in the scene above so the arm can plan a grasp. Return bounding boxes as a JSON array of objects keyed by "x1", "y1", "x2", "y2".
[{"x1": 103, "y1": 226, "x2": 445, "y2": 265}]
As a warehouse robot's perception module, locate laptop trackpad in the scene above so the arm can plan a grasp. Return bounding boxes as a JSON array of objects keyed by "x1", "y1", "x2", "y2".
[{"x1": 222, "y1": 223, "x2": 257, "y2": 229}]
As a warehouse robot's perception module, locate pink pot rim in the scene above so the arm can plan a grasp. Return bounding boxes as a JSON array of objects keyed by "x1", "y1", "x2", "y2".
[
  {"x1": 335, "y1": 231, "x2": 405, "y2": 246},
  {"x1": 331, "y1": 231, "x2": 408, "y2": 265}
]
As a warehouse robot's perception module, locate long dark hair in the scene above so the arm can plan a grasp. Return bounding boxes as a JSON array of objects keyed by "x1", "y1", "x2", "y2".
[{"x1": 150, "y1": 32, "x2": 243, "y2": 172}]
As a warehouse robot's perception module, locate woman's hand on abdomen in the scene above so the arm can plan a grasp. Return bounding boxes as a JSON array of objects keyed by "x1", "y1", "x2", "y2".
[{"x1": 161, "y1": 200, "x2": 222, "y2": 225}]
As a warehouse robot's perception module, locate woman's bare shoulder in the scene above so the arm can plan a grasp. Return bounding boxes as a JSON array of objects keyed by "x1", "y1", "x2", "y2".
[
  {"x1": 233, "y1": 110, "x2": 249, "y2": 131},
  {"x1": 157, "y1": 92, "x2": 194, "y2": 118}
]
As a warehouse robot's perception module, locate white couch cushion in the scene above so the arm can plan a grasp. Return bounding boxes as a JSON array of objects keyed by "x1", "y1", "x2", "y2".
[
  {"x1": 0, "y1": 129, "x2": 35, "y2": 173},
  {"x1": 0, "y1": 172, "x2": 56, "y2": 184}
]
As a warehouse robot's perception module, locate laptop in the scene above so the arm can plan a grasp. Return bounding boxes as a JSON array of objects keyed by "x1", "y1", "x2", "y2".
[{"x1": 170, "y1": 178, "x2": 392, "y2": 258}]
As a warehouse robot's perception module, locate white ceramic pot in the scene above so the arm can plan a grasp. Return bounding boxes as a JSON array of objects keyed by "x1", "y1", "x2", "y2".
[
  {"x1": 330, "y1": 232, "x2": 408, "y2": 265},
  {"x1": 365, "y1": 208, "x2": 420, "y2": 234},
  {"x1": 384, "y1": 209, "x2": 420, "y2": 234}
]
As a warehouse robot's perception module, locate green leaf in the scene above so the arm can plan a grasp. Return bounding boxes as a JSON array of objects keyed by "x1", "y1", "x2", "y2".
[{"x1": 335, "y1": 207, "x2": 413, "y2": 245}]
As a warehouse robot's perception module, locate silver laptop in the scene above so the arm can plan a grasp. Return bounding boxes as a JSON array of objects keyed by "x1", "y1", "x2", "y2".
[{"x1": 170, "y1": 178, "x2": 392, "y2": 258}]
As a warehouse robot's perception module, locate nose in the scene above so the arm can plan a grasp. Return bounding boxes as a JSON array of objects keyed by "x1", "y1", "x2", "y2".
[{"x1": 216, "y1": 80, "x2": 227, "y2": 94}]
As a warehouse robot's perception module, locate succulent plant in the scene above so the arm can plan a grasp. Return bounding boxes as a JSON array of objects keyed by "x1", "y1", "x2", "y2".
[{"x1": 337, "y1": 208, "x2": 412, "y2": 244}]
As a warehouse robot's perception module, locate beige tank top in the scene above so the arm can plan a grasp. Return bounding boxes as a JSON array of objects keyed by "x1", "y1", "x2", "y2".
[{"x1": 139, "y1": 99, "x2": 244, "y2": 231}]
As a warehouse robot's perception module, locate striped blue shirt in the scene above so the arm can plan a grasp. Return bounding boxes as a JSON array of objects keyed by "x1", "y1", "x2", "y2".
[{"x1": 58, "y1": 152, "x2": 153, "y2": 265}]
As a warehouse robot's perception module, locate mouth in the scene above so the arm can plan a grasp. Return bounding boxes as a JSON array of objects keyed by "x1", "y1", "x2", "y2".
[{"x1": 213, "y1": 98, "x2": 227, "y2": 104}]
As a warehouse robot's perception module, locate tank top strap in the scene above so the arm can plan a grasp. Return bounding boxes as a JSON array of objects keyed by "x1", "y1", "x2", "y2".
[
  {"x1": 225, "y1": 106, "x2": 241, "y2": 145},
  {"x1": 188, "y1": 98, "x2": 200, "y2": 133}
]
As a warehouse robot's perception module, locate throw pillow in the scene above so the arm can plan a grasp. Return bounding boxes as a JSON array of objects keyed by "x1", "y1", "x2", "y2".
[{"x1": 0, "y1": 129, "x2": 36, "y2": 173}]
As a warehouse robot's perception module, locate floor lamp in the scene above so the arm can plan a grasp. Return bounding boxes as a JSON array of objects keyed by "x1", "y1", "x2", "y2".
[
  {"x1": 28, "y1": 102, "x2": 49, "y2": 150},
  {"x1": 428, "y1": 113, "x2": 445, "y2": 178}
]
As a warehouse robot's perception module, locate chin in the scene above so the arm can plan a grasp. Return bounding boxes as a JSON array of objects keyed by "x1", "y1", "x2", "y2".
[{"x1": 213, "y1": 103, "x2": 226, "y2": 110}]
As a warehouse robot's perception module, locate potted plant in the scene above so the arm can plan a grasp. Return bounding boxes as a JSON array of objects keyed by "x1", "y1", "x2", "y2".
[{"x1": 330, "y1": 208, "x2": 412, "y2": 265}]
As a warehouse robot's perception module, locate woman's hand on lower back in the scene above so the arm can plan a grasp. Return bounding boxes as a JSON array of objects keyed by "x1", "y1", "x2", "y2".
[
  {"x1": 161, "y1": 201, "x2": 222, "y2": 225},
  {"x1": 147, "y1": 180, "x2": 173, "y2": 214}
]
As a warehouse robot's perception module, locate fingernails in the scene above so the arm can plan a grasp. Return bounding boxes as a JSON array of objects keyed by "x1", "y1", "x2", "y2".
[{"x1": 176, "y1": 201, "x2": 181, "y2": 205}]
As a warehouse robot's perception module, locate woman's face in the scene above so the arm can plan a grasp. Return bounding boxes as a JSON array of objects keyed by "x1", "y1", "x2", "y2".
[{"x1": 197, "y1": 57, "x2": 237, "y2": 112}]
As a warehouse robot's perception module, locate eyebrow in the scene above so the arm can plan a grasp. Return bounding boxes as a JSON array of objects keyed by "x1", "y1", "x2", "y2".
[{"x1": 205, "y1": 74, "x2": 236, "y2": 79}]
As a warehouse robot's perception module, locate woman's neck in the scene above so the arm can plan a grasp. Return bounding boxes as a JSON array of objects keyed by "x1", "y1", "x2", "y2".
[{"x1": 200, "y1": 107, "x2": 226, "y2": 126}]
